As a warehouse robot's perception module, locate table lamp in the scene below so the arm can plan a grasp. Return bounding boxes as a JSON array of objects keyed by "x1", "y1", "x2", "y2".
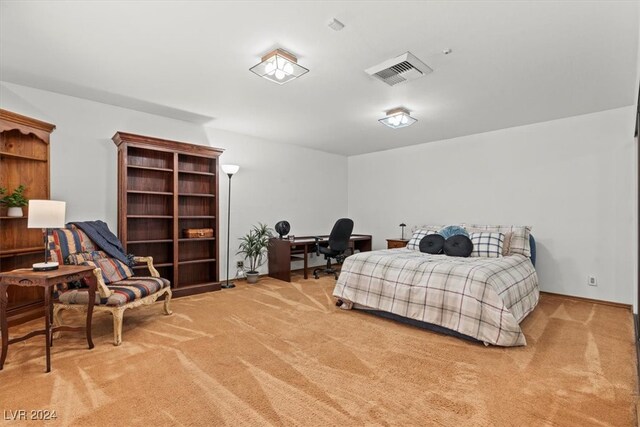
[{"x1": 27, "y1": 200, "x2": 66, "y2": 271}]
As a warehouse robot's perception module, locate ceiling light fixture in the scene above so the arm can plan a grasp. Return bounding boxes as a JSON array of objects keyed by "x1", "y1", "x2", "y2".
[
  {"x1": 379, "y1": 107, "x2": 417, "y2": 129},
  {"x1": 249, "y1": 48, "x2": 309, "y2": 85}
]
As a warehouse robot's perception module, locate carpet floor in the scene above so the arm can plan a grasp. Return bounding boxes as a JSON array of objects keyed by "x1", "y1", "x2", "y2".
[{"x1": 0, "y1": 274, "x2": 637, "y2": 426}]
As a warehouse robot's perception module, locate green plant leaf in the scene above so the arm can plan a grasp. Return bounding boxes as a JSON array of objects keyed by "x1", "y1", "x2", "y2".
[
  {"x1": 2, "y1": 184, "x2": 28, "y2": 207},
  {"x1": 236, "y1": 222, "x2": 274, "y2": 272}
]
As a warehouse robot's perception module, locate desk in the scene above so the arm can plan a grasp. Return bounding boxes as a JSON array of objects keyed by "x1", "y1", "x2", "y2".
[
  {"x1": 268, "y1": 235, "x2": 372, "y2": 282},
  {"x1": 0, "y1": 265, "x2": 97, "y2": 372}
]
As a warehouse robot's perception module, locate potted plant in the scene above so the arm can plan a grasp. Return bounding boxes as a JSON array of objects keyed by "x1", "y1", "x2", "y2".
[
  {"x1": 1, "y1": 185, "x2": 28, "y2": 217},
  {"x1": 237, "y1": 223, "x2": 273, "y2": 284}
]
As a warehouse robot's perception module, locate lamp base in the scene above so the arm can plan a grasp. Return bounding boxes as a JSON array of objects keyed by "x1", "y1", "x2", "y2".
[
  {"x1": 32, "y1": 261, "x2": 59, "y2": 271},
  {"x1": 221, "y1": 281, "x2": 235, "y2": 289}
]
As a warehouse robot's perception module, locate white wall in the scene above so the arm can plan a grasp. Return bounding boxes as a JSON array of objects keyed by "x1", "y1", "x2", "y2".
[
  {"x1": 0, "y1": 81, "x2": 348, "y2": 278},
  {"x1": 3, "y1": 81, "x2": 637, "y2": 305},
  {"x1": 348, "y1": 107, "x2": 637, "y2": 305}
]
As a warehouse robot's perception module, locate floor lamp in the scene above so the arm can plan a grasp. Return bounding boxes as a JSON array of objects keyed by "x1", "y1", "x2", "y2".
[{"x1": 221, "y1": 164, "x2": 239, "y2": 289}]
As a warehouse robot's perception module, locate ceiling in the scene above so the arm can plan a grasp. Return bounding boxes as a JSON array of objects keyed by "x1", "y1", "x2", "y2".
[{"x1": 1, "y1": 1, "x2": 638, "y2": 156}]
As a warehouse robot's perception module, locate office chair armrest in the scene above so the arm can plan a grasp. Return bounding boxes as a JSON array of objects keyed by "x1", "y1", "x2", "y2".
[{"x1": 313, "y1": 236, "x2": 321, "y2": 256}]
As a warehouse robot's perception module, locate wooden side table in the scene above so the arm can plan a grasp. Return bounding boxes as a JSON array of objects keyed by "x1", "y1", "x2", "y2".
[
  {"x1": 387, "y1": 238, "x2": 410, "y2": 249},
  {"x1": 0, "y1": 265, "x2": 97, "y2": 372}
]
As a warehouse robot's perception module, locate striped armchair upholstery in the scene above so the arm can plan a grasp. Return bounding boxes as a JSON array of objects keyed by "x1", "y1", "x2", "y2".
[
  {"x1": 59, "y1": 277, "x2": 170, "y2": 306},
  {"x1": 48, "y1": 227, "x2": 98, "y2": 264}
]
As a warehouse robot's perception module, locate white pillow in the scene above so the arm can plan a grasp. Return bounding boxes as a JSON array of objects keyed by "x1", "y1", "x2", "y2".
[
  {"x1": 469, "y1": 232, "x2": 504, "y2": 258},
  {"x1": 411, "y1": 224, "x2": 445, "y2": 233},
  {"x1": 406, "y1": 229, "x2": 438, "y2": 251},
  {"x1": 463, "y1": 224, "x2": 531, "y2": 257}
]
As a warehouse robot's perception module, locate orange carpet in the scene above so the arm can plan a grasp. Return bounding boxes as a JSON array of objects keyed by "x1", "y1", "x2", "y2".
[{"x1": 0, "y1": 275, "x2": 637, "y2": 426}]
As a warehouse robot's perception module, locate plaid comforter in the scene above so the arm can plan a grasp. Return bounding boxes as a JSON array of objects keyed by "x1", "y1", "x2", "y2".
[{"x1": 333, "y1": 249, "x2": 539, "y2": 346}]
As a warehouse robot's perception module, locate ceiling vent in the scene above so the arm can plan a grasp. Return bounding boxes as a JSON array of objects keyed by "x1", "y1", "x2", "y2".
[{"x1": 365, "y1": 52, "x2": 432, "y2": 86}]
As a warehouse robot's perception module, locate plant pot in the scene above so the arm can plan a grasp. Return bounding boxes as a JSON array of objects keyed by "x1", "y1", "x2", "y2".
[
  {"x1": 246, "y1": 271, "x2": 259, "y2": 284},
  {"x1": 7, "y1": 207, "x2": 23, "y2": 217}
]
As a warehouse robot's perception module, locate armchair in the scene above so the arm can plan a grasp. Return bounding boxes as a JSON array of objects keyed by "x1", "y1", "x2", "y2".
[
  {"x1": 313, "y1": 218, "x2": 354, "y2": 279},
  {"x1": 50, "y1": 226, "x2": 172, "y2": 346}
]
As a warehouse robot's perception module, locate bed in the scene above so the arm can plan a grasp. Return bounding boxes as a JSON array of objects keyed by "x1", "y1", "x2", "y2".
[{"x1": 333, "y1": 229, "x2": 538, "y2": 347}]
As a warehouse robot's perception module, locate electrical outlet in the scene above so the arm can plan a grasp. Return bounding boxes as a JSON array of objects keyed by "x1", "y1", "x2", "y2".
[
  {"x1": 236, "y1": 261, "x2": 244, "y2": 269},
  {"x1": 587, "y1": 275, "x2": 597, "y2": 287}
]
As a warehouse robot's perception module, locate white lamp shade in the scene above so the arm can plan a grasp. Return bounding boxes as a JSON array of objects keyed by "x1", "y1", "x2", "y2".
[
  {"x1": 27, "y1": 200, "x2": 66, "y2": 228},
  {"x1": 221, "y1": 164, "x2": 240, "y2": 175}
]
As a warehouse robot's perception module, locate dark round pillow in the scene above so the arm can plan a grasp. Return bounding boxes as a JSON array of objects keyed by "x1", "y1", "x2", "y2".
[
  {"x1": 443, "y1": 235, "x2": 474, "y2": 257},
  {"x1": 419, "y1": 234, "x2": 445, "y2": 254}
]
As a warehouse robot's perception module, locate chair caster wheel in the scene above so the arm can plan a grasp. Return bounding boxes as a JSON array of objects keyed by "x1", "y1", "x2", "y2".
[
  {"x1": 336, "y1": 299, "x2": 344, "y2": 307},
  {"x1": 314, "y1": 274, "x2": 319, "y2": 279}
]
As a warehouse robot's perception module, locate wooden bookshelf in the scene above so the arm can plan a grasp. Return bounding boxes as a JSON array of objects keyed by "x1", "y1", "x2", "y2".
[
  {"x1": 0, "y1": 109, "x2": 56, "y2": 326},
  {"x1": 113, "y1": 132, "x2": 224, "y2": 297}
]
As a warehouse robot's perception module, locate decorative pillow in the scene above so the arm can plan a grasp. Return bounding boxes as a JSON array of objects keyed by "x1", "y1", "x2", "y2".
[
  {"x1": 66, "y1": 250, "x2": 109, "y2": 265},
  {"x1": 462, "y1": 224, "x2": 532, "y2": 257},
  {"x1": 83, "y1": 258, "x2": 134, "y2": 284},
  {"x1": 48, "y1": 227, "x2": 98, "y2": 264},
  {"x1": 443, "y1": 235, "x2": 474, "y2": 257},
  {"x1": 438, "y1": 225, "x2": 468, "y2": 239},
  {"x1": 411, "y1": 224, "x2": 444, "y2": 233},
  {"x1": 469, "y1": 232, "x2": 504, "y2": 258},
  {"x1": 406, "y1": 229, "x2": 438, "y2": 251},
  {"x1": 419, "y1": 234, "x2": 445, "y2": 254}
]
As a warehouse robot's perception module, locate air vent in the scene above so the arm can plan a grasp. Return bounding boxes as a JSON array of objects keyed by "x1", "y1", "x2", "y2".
[{"x1": 365, "y1": 52, "x2": 432, "y2": 86}]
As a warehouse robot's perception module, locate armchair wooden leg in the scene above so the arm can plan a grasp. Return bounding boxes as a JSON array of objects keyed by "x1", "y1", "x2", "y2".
[
  {"x1": 163, "y1": 289, "x2": 173, "y2": 315},
  {"x1": 52, "y1": 305, "x2": 64, "y2": 340},
  {"x1": 112, "y1": 308, "x2": 124, "y2": 346}
]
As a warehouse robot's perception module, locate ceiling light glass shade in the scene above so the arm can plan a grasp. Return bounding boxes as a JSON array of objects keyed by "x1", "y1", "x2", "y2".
[
  {"x1": 379, "y1": 108, "x2": 417, "y2": 129},
  {"x1": 249, "y1": 49, "x2": 309, "y2": 85},
  {"x1": 221, "y1": 164, "x2": 240, "y2": 175}
]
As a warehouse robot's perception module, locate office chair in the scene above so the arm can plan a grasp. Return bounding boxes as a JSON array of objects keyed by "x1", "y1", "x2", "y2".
[{"x1": 313, "y1": 218, "x2": 354, "y2": 279}]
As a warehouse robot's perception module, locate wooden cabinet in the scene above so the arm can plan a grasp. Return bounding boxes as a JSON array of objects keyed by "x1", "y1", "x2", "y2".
[
  {"x1": 386, "y1": 239, "x2": 409, "y2": 249},
  {"x1": 112, "y1": 132, "x2": 224, "y2": 297},
  {"x1": 0, "y1": 109, "x2": 56, "y2": 325}
]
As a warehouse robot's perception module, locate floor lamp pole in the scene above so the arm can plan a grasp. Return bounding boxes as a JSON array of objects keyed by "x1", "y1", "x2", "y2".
[{"x1": 221, "y1": 165, "x2": 239, "y2": 289}]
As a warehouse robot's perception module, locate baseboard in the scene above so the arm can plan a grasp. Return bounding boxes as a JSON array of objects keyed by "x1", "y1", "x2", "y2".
[
  {"x1": 168, "y1": 282, "x2": 221, "y2": 297},
  {"x1": 540, "y1": 291, "x2": 632, "y2": 310}
]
